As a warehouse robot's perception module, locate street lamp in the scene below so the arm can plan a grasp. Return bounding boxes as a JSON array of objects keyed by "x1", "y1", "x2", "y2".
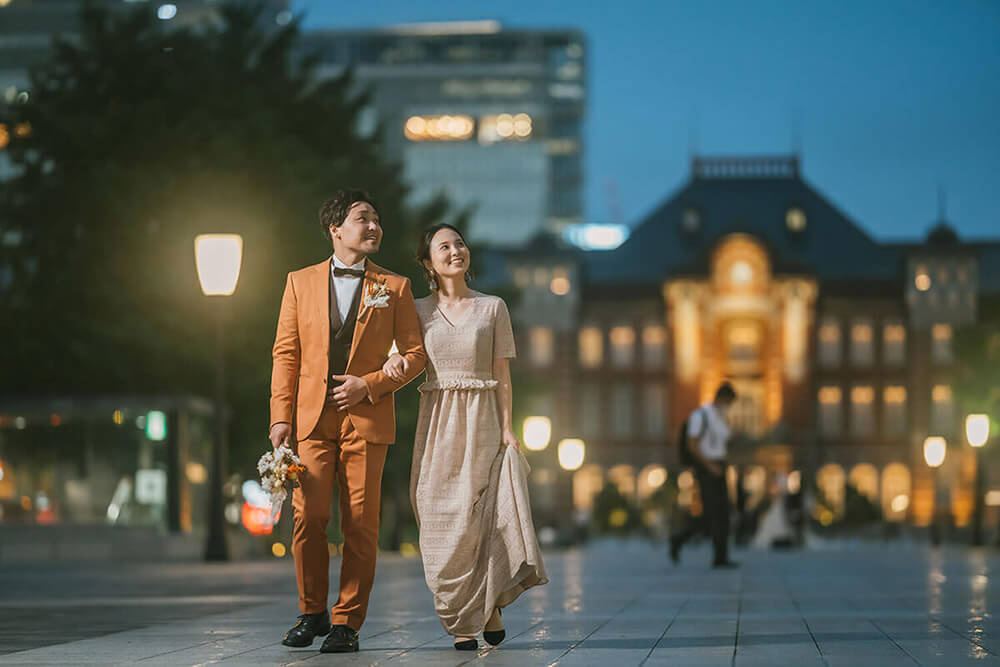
[
  {"x1": 523, "y1": 416, "x2": 552, "y2": 452},
  {"x1": 557, "y1": 438, "x2": 585, "y2": 471},
  {"x1": 924, "y1": 436, "x2": 946, "y2": 546},
  {"x1": 967, "y1": 414, "x2": 991, "y2": 546},
  {"x1": 194, "y1": 234, "x2": 243, "y2": 562}
]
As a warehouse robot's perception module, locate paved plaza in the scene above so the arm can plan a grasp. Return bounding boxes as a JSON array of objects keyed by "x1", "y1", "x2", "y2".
[{"x1": 3, "y1": 539, "x2": 1000, "y2": 665}]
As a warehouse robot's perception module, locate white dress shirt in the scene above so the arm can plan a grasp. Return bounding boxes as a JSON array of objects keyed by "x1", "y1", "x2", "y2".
[
  {"x1": 331, "y1": 255, "x2": 365, "y2": 324},
  {"x1": 687, "y1": 403, "x2": 731, "y2": 460}
]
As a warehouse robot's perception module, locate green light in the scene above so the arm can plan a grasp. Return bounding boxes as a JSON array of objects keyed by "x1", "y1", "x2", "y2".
[{"x1": 146, "y1": 411, "x2": 167, "y2": 441}]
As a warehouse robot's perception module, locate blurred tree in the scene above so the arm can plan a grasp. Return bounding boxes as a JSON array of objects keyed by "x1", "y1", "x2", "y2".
[
  {"x1": 954, "y1": 295, "x2": 1000, "y2": 430},
  {"x1": 0, "y1": 3, "x2": 467, "y2": 544}
]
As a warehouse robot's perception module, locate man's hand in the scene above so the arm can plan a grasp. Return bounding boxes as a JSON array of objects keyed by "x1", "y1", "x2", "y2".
[
  {"x1": 329, "y1": 375, "x2": 369, "y2": 411},
  {"x1": 382, "y1": 353, "x2": 410, "y2": 383},
  {"x1": 502, "y1": 428, "x2": 520, "y2": 452},
  {"x1": 269, "y1": 422, "x2": 292, "y2": 450}
]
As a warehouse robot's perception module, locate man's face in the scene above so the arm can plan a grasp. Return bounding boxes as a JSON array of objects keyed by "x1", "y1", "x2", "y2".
[{"x1": 331, "y1": 202, "x2": 382, "y2": 256}]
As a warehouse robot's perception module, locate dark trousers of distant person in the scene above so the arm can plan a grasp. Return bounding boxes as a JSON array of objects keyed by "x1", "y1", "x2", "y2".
[{"x1": 671, "y1": 460, "x2": 730, "y2": 565}]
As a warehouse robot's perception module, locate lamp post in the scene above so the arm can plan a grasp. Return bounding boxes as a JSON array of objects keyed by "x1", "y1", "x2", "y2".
[
  {"x1": 966, "y1": 414, "x2": 990, "y2": 546},
  {"x1": 924, "y1": 436, "x2": 946, "y2": 546},
  {"x1": 194, "y1": 234, "x2": 243, "y2": 562}
]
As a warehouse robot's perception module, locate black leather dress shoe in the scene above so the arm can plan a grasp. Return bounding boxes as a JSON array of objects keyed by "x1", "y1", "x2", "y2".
[
  {"x1": 320, "y1": 624, "x2": 360, "y2": 653},
  {"x1": 282, "y1": 611, "x2": 330, "y2": 647},
  {"x1": 484, "y1": 608, "x2": 505, "y2": 646},
  {"x1": 454, "y1": 638, "x2": 478, "y2": 651}
]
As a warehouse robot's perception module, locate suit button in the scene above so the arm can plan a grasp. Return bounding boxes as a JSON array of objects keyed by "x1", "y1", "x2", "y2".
[{"x1": 323, "y1": 378, "x2": 327, "y2": 384}]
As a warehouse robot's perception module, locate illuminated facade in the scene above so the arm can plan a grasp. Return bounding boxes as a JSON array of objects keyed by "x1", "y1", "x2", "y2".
[
  {"x1": 298, "y1": 22, "x2": 586, "y2": 246},
  {"x1": 503, "y1": 155, "x2": 1000, "y2": 529}
]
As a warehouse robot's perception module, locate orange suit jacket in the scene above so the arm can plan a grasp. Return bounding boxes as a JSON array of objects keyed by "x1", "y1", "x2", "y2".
[{"x1": 269, "y1": 258, "x2": 426, "y2": 444}]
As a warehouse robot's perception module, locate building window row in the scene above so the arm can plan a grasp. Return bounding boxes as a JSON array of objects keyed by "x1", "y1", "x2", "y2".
[
  {"x1": 817, "y1": 319, "x2": 953, "y2": 368},
  {"x1": 817, "y1": 383, "x2": 954, "y2": 438},
  {"x1": 576, "y1": 382, "x2": 668, "y2": 439},
  {"x1": 577, "y1": 324, "x2": 668, "y2": 370}
]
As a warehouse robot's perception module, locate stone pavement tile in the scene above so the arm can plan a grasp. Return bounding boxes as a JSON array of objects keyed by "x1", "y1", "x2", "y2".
[
  {"x1": 643, "y1": 646, "x2": 734, "y2": 666},
  {"x1": 807, "y1": 617, "x2": 910, "y2": 660}
]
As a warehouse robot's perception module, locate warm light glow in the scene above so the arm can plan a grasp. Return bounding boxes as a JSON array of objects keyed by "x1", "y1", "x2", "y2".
[
  {"x1": 14, "y1": 122, "x2": 31, "y2": 138},
  {"x1": 818, "y1": 386, "x2": 842, "y2": 404},
  {"x1": 405, "y1": 114, "x2": 475, "y2": 141},
  {"x1": 557, "y1": 439, "x2": 585, "y2": 471},
  {"x1": 112, "y1": 410, "x2": 124, "y2": 425},
  {"x1": 786, "y1": 207, "x2": 807, "y2": 231},
  {"x1": 851, "y1": 323, "x2": 872, "y2": 343},
  {"x1": 850, "y1": 386, "x2": 874, "y2": 404},
  {"x1": 891, "y1": 494, "x2": 910, "y2": 513},
  {"x1": 915, "y1": 268, "x2": 931, "y2": 291},
  {"x1": 578, "y1": 326, "x2": 603, "y2": 367},
  {"x1": 271, "y1": 542, "x2": 286, "y2": 558},
  {"x1": 0, "y1": 125, "x2": 8, "y2": 149},
  {"x1": 787, "y1": 470, "x2": 801, "y2": 494},
  {"x1": 522, "y1": 416, "x2": 552, "y2": 451},
  {"x1": 966, "y1": 414, "x2": 990, "y2": 448},
  {"x1": 609, "y1": 326, "x2": 635, "y2": 347},
  {"x1": 932, "y1": 323, "x2": 952, "y2": 341},
  {"x1": 677, "y1": 470, "x2": 694, "y2": 490},
  {"x1": 185, "y1": 461, "x2": 207, "y2": 484},
  {"x1": 550, "y1": 276, "x2": 571, "y2": 295},
  {"x1": 986, "y1": 491, "x2": 1000, "y2": 507},
  {"x1": 932, "y1": 385, "x2": 952, "y2": 403},
  {"x1": 884, "y1": 386, "x2": 907, "y2": 404},
  {"x1": 819, "y1": 322, "x2": 840, "y2": 342},
  {"x1": 195, "y1": 234, "x2": 243, "y2": 296},
  {"x1": 924, "y1": 436, "x2": 946, "y2": 468},
  {"x1": 730, "y1": 260, "x2": 753, "y2": 285},
  {"x1": 884, "y1": 324, "x2": 906, "y2": 342},
  {"x1": 645, "y1": 466, "x2": 667, "y2": 490}
]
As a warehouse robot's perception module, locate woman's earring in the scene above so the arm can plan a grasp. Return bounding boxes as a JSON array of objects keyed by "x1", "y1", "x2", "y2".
[{"x1": 428, "y1": 272, "x2": 438, "y2": 291}]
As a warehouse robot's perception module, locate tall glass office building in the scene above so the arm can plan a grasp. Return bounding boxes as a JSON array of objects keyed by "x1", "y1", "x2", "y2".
[{"x1": 299, "y1": 22, "x2": 586, "y2": 246}]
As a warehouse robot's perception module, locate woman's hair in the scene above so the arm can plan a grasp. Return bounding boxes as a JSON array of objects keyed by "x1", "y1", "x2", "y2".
[{"x1": 416, "y1": 223, "x2": 473, "y2": 290}]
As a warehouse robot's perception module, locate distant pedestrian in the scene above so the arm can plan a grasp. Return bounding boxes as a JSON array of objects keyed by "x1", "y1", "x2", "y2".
[{"x1": 670, "y1": 383, "x2": 739, "y2": 568}]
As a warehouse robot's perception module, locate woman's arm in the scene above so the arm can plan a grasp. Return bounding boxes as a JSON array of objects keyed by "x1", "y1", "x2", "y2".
[{"x1": 493, "y1": 357, "x2": 519, "y2": 450}]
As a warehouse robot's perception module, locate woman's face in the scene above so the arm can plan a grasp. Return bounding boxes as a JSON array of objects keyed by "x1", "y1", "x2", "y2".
[{"x1": 424, "y1": 227, "x2": 471, "y2": 283}]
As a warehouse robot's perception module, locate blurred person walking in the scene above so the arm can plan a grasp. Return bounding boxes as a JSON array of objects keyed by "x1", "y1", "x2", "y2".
[{"x1": 670, "y1": 383, "x2": 739, "y2": 568}]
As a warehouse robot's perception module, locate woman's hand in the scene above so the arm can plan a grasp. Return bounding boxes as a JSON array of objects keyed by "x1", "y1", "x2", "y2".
[
  {"x1": 382, "y1": 353, "x2": 409, "y2": 382},
  {"x1": 502, "y1": 428, "x2": 520, "y2": 452}
]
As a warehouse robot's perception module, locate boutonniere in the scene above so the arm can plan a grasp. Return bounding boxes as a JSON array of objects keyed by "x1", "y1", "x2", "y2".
[{"x1": 363, "y1": 279, "x2": 392, "y2": 309}]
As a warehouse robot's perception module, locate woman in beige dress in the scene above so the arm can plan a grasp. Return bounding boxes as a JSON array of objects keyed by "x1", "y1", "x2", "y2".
[{"x1": 382, "y1": 223, "x2": 547, "y2": 650}]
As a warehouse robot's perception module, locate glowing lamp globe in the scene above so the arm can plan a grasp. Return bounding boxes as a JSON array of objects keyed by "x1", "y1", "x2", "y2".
[
  {"x1": 557, "y1": 438, "x2": 585, "y2": 471},
  {"x1": 923, "y1": 437, "x2": 946, "y2": 468},
  {"x1": 523, "y1": 416, "x2": 552, "y2": 452},
  {"x1": 966, "y1": 414, "x2": 990, "y2": 448},
  {"x1": 195, "y1": 234, "x2": 243, "y2": 296}
]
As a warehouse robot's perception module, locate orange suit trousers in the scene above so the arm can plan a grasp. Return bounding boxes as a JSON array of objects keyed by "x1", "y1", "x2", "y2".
[{"x1": 291, "y1": 404, "x2": 387, "y2": 630}]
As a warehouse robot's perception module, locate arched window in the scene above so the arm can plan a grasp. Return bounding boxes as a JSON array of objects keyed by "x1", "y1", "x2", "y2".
[
  {"x1": 816, "y1": 464, "x2": 846, "y2": 517},
  {"x1": 848, "y1": 464, "x2": 879, "y2": 502},
  {"x1": 572, "y1": 465, "x2": 604, "y2": 512},
  {"x1": 607, "y1": 464, "x2": 636, "y2": 499}
]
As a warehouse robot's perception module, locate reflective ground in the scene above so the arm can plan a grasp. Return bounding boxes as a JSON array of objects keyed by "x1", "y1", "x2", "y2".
[{"x1": 2, "y1": 539, "x2": 1000, "y2": 665}]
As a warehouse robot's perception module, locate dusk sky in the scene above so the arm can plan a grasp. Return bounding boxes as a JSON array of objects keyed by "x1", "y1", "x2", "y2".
[{"x1": 293, "y1": 0, "x2": 1000, "y2": 241}]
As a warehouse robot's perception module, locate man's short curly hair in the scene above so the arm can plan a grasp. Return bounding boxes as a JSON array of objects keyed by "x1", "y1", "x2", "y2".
[{"x1": 319, "y1": 189, "x2": 379, "y2": 241}]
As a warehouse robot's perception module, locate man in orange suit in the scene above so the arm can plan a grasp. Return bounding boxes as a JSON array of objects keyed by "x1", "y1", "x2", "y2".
[{"x1": 269, "y1": 189, "x2": 426, "y2": 653}]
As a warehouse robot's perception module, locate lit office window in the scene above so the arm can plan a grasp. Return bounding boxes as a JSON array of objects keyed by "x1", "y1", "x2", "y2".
[
  {"x1": 642, "y1": 383, "x2": 666, "y2": 438},
  {"x1": 577, "y1": 383, "x2": 601, "y2": 438},
  {"x1": 818, "y1": 386, "x2": 842, "y2": 437},
  {"x1": 404, "y1": 114, "x2": 475, "y2": 142},
  {"x1": 612, "y1": 383, "x2": 634, "y2": 437},
  {"x1": 914, "y1": 264, "x2": 931, "y2": 291},
  {"x1": 530, "y1": 327, "x2": 554, "y2": 367},
  {"x1": 818, "y1": 318, "x2": 841, "y2": 367},
  {"x1": 786, "y1": 207, "x2": 807, "y2": 232},
  {"x1": 641, "y1": 325, "x2": 667, "y2": 368},
  {"x1": 931, "y1": 323, "x2": 953, "y2": 364},
  {"x1": 478, "y1": 113, "x2": 532, "y2": 144},
  {"x1": 578, "y1": 326, "x2": 603, "y2": 368},
  {"x1": 609, "y1": 325, "x2": 636, "y2": 368},
  {"x1": 550, "y1": 266, "x2": 571, "y2": 295},
  {"x1": 883, "y1": 322, "x2": 906, "y2": 365},
  {"x1": 850, "y1": 319, "x2": 873, "y2": 367},
  {"x1": 850, "y1": 385, "x2": 875, "y2": 437},
  {"x1": 931, "y1": 384, "x2": 954, "y2": 434},
  {"x1": 883, "y1": 386, "x2": 907, "y2": 437}
]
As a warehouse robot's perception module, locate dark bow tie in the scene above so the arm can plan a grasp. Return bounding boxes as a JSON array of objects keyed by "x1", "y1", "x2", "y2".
[{"x1": 333, "y1": 267, "x2": 365, "y2": 279}]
